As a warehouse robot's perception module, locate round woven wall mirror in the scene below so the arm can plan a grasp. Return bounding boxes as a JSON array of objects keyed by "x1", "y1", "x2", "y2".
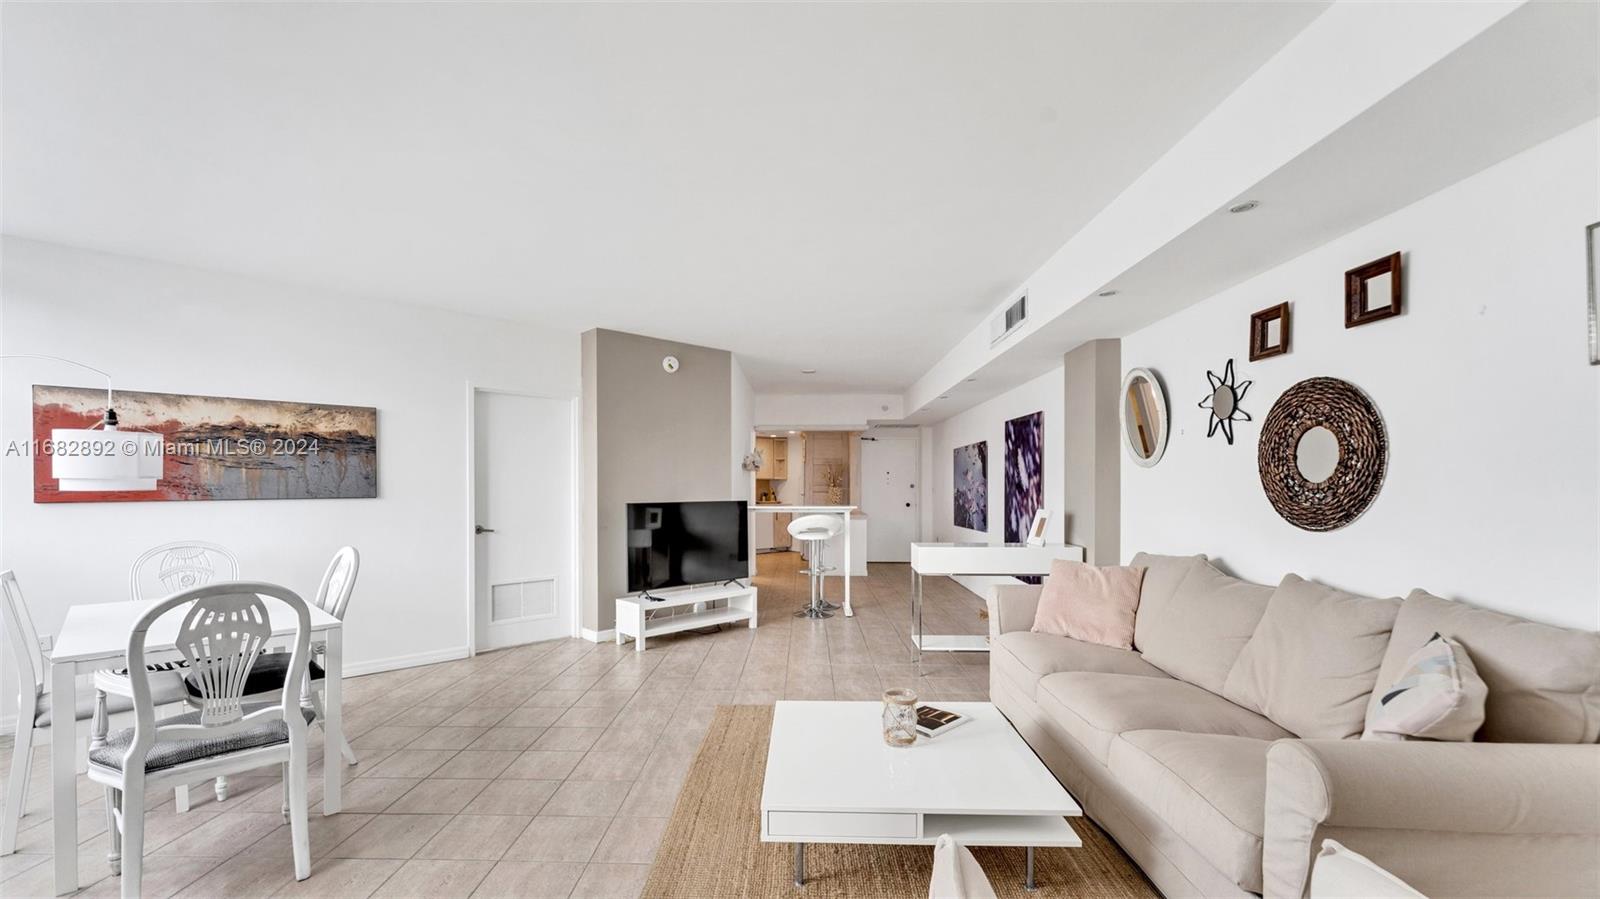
[{"x1": 1258, "y1": 377, "x2": 1387, "y2": 531}]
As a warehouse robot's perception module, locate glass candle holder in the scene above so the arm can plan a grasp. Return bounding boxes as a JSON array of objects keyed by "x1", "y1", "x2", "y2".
[{"x1": 882, "y1": 688, "x2": 918, "y2": 747}]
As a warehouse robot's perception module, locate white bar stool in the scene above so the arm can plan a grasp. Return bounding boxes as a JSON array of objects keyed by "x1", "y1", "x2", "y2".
[{"x1": 788, "y1": 514, "x2": 842, "y2": 620}]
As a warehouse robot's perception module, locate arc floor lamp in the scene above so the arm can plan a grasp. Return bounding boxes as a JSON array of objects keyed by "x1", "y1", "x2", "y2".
[{"x1": 3, "y1": 354, "x2": 163, "y2": 492}]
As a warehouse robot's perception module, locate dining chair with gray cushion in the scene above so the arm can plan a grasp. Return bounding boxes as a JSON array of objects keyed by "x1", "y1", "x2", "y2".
[
  {"x1": 0, "y1": 571, "x2": 189, "y2": 856},
  {"x1": 191, "y1": 547, "x2": 361, "y2": 768},
  {"x1": 87, "y1": 581, "x2": 315, "y2": 898},
  {"x1": 128, "y1": 539, "x2": 240, "y2": 806}
]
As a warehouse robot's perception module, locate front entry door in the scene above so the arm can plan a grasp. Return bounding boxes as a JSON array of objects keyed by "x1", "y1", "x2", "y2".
[{"x1": 861, "y1": 434, "x2": 920, "y2": 562}]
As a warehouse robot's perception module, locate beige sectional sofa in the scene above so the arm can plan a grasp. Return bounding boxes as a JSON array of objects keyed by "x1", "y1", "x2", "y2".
[{"x1": 988, "y1": 552, "x2": 1600, "y2": 899}]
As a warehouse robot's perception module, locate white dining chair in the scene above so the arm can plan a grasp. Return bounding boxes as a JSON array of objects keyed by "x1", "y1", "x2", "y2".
[
  {"x1": 129, "y1": 540, "x2": 240, "y2": 602},
  {"x1": 88, "y1": 581, "x2": 315, "y2": 898},
  {"x1": 0, "y1": 571, "x2": 189, "y2": 856},
  {"x1": 194, "y1": 547, "x2": 361, "y2": 768},
  {"x1": 129, "y1": 540, "x2": 240, "y2": 806}
]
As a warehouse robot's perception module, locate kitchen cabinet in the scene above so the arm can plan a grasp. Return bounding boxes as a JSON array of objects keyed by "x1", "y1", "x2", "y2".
[
  {"x1": 753, "y1": 510, "x2": 775, "y2": 551},
  {"x1": 755, "y1": 436, "x2": 789, "y2": 481},
  {"x1": 772, "y1": 438, "x2": 788, "y2": 479},
  {"x1": 773, "y1": 512, "x2": 793, "y2": 550}
]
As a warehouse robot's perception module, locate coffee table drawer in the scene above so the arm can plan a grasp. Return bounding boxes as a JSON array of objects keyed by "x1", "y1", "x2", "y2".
[{"x1": 766, "y1": 810, "x2": 919, "y2": 839}]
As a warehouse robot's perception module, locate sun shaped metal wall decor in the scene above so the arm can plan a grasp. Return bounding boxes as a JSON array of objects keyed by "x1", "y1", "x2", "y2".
[{"x1": 1198, "y1": 359, "x2": 1253, "y2": 445}]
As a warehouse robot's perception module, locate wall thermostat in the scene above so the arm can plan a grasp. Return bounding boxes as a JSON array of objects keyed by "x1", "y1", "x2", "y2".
[{"x1": 662, "y1": 355, "x2": 680, "y2": 374}]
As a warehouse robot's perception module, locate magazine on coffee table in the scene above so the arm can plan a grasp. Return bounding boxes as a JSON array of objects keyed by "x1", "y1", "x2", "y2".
[{"x1": 915, "y1": 704, "x2": 970, "y2": 738}]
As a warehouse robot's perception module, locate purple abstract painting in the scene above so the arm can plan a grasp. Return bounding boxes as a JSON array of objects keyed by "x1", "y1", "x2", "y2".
[
  {"x1": 1004, "y1": 411, "x2": 1043, "y2": 546},
  {"x1": 953, "y1": 441, "x2": 987, "y2": 531}
]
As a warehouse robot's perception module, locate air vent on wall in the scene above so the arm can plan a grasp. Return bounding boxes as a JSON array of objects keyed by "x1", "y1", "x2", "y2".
[{"x1": 990, "y1": 294, "x2": 1027, "y2": 346}]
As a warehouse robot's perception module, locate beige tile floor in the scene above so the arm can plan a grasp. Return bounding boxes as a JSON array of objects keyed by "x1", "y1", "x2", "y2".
[{"x1": 0, "y1": 553, "x2": 990, "y2": 898}]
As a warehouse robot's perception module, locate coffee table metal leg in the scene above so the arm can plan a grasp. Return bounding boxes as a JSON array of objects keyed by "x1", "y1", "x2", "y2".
[
  {"x1": 794, "y1": 843, "x2": 805, "y2": 887},
  {"x1": 1026, "y1": 846, "x2": 1037, "y2": 891}
]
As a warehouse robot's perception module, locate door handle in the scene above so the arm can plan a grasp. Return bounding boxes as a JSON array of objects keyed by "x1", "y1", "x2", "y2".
[{"x1": 475, "y1": 525, "x2": 496, "y2": 535}]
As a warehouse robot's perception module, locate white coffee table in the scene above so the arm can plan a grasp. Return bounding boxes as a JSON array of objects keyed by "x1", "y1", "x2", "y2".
[{"x1": 760, "y1": 701, "x2": 1081, "y2": 890}]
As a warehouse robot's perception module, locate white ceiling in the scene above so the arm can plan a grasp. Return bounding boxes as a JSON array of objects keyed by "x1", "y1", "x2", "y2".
[
  {"x1": 904, "y1": 0, "x2": 1600, "y2": 423},
  {"x1": 2, "y1": 1, "x2": 1325, "y2": 392}
]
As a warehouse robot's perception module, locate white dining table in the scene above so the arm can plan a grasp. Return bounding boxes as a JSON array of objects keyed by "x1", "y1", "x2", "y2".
[{"x1": 46, "y1": 597, "x2": 345, "y2": 896}]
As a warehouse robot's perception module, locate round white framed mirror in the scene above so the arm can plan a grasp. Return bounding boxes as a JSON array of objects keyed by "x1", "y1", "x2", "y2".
[{"x1": 1120, "y1": 368, "x2": 1169, "y2": 467}]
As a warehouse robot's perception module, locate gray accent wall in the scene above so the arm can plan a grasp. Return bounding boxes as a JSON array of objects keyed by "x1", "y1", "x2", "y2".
[
  {"x1": 1063, "y1": 339, "x2": 1121, "y2": 565},
  {"x1": 580, "y1": 329, "x2": 735, "y2": 633}
]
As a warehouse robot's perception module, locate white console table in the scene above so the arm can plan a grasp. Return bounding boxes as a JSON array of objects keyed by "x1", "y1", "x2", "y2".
[
  {"x1": 615, "y1": 583, "x2": 757, "y2": 652},
  {"x1": 910, "y1": 542, "x2": 1085, "y2": 658},
  {"x1": 750, "y1": 504, "x2": 857, "y2": 616}
]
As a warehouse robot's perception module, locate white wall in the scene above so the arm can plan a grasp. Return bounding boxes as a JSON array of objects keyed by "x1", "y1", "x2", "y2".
[
  {"x1": 0, "y1": 239, "x2": 581, "y2": 725},
  {"x1": 730, "y1": 356, "x2": 756, "y2": 574},
  {"x1": 926, "y1": 366, "x2": 1065, "y2": 596},
  {"x1": 754, "y1": 392, "x2": 904, "y2": 430},
  {"x1": 1122, "y1": 122, "x2": 1600, "y2": 630}
]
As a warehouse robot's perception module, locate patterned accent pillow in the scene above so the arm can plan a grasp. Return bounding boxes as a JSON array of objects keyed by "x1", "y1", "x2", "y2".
[{"x1": 1362, "y1": 632, "x2": 1487, "y2": 741}]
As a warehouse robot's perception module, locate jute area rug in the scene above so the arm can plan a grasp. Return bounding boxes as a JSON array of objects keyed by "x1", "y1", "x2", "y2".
[{"x1": 643, "y1": 705, "x2": 1160, "y2": 898}]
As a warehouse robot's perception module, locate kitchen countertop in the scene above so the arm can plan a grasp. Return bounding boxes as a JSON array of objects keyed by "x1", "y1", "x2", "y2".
[{"x1": 751, "y1": 504, "x2": 865, "y2": 517}]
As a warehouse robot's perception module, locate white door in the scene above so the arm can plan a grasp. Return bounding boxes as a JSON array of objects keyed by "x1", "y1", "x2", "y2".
[
  {"x1": 860, "y1": 433, "x2": 920, "y2": 562},
  {"x1": 474, "y1": 391, "x2": 575, "y2": 651}
]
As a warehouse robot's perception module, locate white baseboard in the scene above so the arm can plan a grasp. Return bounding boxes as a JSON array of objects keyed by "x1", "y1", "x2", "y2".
[
  {"x1": 580, "y1": 627, "x2": 615, "y2": 643},
  {"x1": 341, "y1": 646, "x2": 470, "y2": 678}
]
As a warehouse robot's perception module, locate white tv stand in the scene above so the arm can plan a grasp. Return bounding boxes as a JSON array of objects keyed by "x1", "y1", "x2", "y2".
[{"x1": 614, "y1": 582, "x2": 758, "y2": 652}]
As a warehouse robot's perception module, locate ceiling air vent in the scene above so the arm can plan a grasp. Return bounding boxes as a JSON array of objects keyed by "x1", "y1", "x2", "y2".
[{"x1": 990, "y1": 294, "x2": 1027, "y2": 346}]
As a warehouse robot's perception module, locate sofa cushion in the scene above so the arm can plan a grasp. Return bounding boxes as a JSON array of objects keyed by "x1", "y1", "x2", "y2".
[
  {"x1": 992, "y1": 631, "x2": 1169, "y2": 700},
  {"x1": 1109, "y1": 729, "x2": 1274, "y2": 893},
  {"x1": 1134, "y1": 558, "x2": 1272, "y2": 696},
  {"x1": 1036, "y1": 671, "x2": 1292, "y2": 764},
  {"x1": 1129, "y1": 551, "x2": 1207, "y2": 650},
  {"x1": 1223, "y1": 574, "x2": 1401, "y2": 739},
  {"x1": 1032, "y1": 559, "x2": 1144, "y2": 649},
  {"x1": 1367, "y1": 589, "x2": 1600, "y2": 743}
]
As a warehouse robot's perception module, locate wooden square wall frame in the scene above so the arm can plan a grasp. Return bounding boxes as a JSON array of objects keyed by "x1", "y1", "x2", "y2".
[
  {"x1": 1345, "y1": 252, "x2": 1403, "y2": 328},
  {"x1": 1249, "y1": 302, "x2": 1291, "y2": 361}
]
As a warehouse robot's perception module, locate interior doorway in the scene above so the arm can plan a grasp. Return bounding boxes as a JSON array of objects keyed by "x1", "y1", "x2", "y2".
[
  {"x1": 471, "y1": 389, "x2": 576, "y2": 652},
  {"x1": 860, "y1": 429, "x2": 920, "y2": 562}
]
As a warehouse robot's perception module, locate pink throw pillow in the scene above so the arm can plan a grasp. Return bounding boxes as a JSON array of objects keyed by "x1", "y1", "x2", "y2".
[{"x1": 1031, "y1": 559, "x2": 1145, "y2": 649}]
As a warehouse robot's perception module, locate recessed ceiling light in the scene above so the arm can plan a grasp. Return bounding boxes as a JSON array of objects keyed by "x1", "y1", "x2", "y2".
[
  {"x1": 788, "y1": 430, "x2": 798, "y2": 435},
  {"x1": 1228, "y1": 200, "x2": 1260, "y2": 214},
  {"x1": 1097, "y1": 289, "x2": 1119, "y2": 297},
  {"x1": 800, "y1": 369, "x2": 817, "y2": 375}
]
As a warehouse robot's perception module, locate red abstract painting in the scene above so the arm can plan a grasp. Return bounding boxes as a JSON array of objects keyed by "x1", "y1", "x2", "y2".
[{"x1": 30, "y1": 385, "x2": 377, "y2": 503}]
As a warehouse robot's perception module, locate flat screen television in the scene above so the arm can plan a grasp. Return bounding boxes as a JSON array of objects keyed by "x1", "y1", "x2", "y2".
[{"x1": 625, "y1": 500, "x2": 749, "y2": 593}]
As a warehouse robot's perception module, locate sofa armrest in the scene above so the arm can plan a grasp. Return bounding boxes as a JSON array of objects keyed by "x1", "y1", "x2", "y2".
[
  {"x1": 1264, "y1": 740, "x2": 1600, "y2": 899},
  {"x1": 986, "y1": 584, "x2": 1043, "y2": 639}
]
